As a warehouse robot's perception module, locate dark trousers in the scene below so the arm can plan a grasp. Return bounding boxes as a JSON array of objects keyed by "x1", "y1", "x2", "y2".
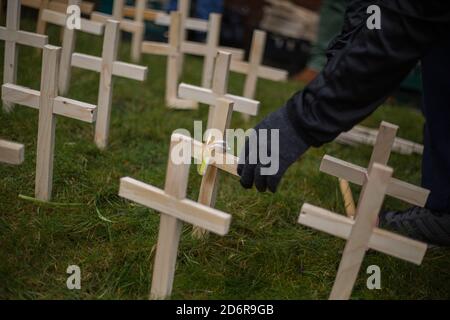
[{"x1": 421, "y1": 37, "x2": 450, "y2": 212}]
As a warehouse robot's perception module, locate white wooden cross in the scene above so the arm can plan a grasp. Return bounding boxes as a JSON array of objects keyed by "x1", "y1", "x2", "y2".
[
  {"x1": 0, "y1": 0, "x2": 48, "y2": 112},
  {"x1": 0, "y1": 138, "x2": 24, "y2": 165},
  {"x1": 230, "y1": 30, "x2": 288, "y2": 101},
  {"x1": 21, "y1": 0, "x2": 95, "y2": 35},
  {"x1": 91, "y1": 0, "x2": 146, "y2": 63},
  {"x1": 178, "y1": 51, "x2": 260, "y2": 128},
  {"x1": 119, "y1": 133, "x2": 233, "y2": 300},
  {"x1": 141, "y1": 11, "x2": 197, "y2": 110},
  {"x1": 2, "y1": 45, "x2": 97, "y2": 201},
  {"x1": 298, "y1": 162, "x2": 428, "y2": 300},
  {"x1": 70, "y1": 19, "x2": 148, "y2": 149},
  {"x1": 41, "y1": 0, "x2": 104, "y2": 95},
  {"x1": 323, "y1": 121, "x2": 430, "y2": 212}
]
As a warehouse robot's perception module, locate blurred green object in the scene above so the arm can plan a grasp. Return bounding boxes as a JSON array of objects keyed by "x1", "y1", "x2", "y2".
[{"x1": 401, "y1": 65, "x2": 423, "y2": 93}]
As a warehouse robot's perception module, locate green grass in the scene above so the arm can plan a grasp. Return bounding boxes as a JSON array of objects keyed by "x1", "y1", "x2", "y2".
[{"x1": 1, "y1": 18, "x2": 449, "y2": 300}]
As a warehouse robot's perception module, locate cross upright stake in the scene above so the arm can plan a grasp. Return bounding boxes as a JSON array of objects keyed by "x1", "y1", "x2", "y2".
[
  {"x1": 91, "y1": 0, "x2": 146, "y2": 63},
  {"x1": 2, "y1": 45, "x2": 97, "y2": 200},
  {"x1": 178, "y1": 51, "x2": 260, "y2": 128},
  {"x1": 119, "y1": 134, "x2": 233, "y2": 300},
  {"x1": 192, "y1": 98, "x2": 234, "y2": 238},
  {"x1": 298, "y1": 163, "x2": 428, "y2": 300},
  {"x1": 41, "y1": 0, "x2": 104, "y2": 95},
  {"x1": 230, "y1": 30, "x2": 288, "y2": 120},
  {"x1": 141, "y1": 11, "x2": 197, "y2": 110},
  {"x1": 71, "y1": 19, "x2": 148, "y2": 149},
  {"x1": 0, "y1": 0, "x2": 48, "y2": 112}
]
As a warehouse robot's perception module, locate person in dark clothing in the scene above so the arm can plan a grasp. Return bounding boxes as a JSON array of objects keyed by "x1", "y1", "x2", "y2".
[{"x1": 237, "y1": 0, "x2": 450, "y2": 246}]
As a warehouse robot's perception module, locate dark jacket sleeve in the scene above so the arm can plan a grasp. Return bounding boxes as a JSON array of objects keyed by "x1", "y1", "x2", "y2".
[{"x1": 286, "y1": 0, "x2": 450, "y2": 148}]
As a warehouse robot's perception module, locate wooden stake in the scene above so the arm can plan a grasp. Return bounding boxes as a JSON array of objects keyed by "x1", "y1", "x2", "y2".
[
  {"x1": 193, "y1": 98, "x2": 234, "y2": 238},
  {"x1": 330, "y1": 164, "x2": 393, "y2": 300},
  {"x1": 0, "y1": 0, "x2": 48, "y2": 112}
]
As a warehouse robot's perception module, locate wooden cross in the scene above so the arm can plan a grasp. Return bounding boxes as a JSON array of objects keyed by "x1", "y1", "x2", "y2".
[
  {"x1": 141, "y1": 11, "x2": 197, "y2": 110},
  {"x1": 0, "y1": 0, "x2": 48, "y2": 112},
  {"x1": 41, "y1": 0, "x2": 104, "y2": 95},
  {"x1": 178, "y1": 51, "x2": 260, "y2": 128},
  {"x1": 70, "y1": 19, "x2": 148, "y2": 149},
  {"x1": 337, "y1": 125, "x2": 424, "y2": 156},
  {"x1": 91, "y1": 0, "x2": 146, "y2": 63},
  {"x1": 1, "y1": 45, "x2": 97, "y2": 201},
  {"x1": 0, "y1": 138, "x2": 24, "y2": 165},
  {"x1": 323, "y1": 121, "x2": 430, "y2": 215},
  {"x1": 298, "y1": 162, "x2": 428, "y2": 300},
  {"x1": 119, "y1": 133, "x2": 233, "y2": 300},
  {"x1": 230, "y1": 30, "x2": 288, "y2": 101},
  {"x1": 21, "y1": 0, "x2": 95, "y2": 35}
]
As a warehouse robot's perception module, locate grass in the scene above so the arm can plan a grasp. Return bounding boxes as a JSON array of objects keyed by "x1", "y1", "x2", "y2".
[{"x1": 1, "y1": 16, "x2": 449, "y2": 300}]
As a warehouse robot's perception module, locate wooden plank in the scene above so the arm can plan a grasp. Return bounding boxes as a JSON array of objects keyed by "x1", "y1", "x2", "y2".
[
  {"x1": 22, "y1": 0, "x2": 94, "y2": 14},
  {"x1": 119, "y1": 178, "x2": 231, "y2": 236},
  {"x1": 178, "y1": 83, "x2": 259, "y2": 116},
  {"x1": 330, "y1": 164, "x2": 393, "y2": 300},
  {"x1": 0, "y1": 28, "x2": 48, "y2": 47},
  {"x1": 2, "y1": 84, "x2": 95, "y2": 122},
  {"x1": 35, "y1": 45, "x2": 59, "y2": 201},
  {"x1": 201, "y1": 14, "x2": 221, "y2": 89},
  {"x1": 368, "y1": 121, "x2": 398, "y2": 170},
  {"x1": 207, "y1": 52, "x2": 231, "y2": 128},
  {"x1": 94, "y1": 20, "x2": 120, "y2": 150},
  {"x1": 244, "y1": 30, "x2": 266, "y2": 100},
  {"x1": 339, "y1": 178, "x2": 356, "y2": 218},
  {"x1": 57, "y1": 0, "x2": 78, "y2": 96},
  {"x1": 2, "y1": 0, "x2": 20, "y2": 112},
  {"x1": 298, "y1": 203, "x2": 427, "y2": 265},
  {"x1": 130, "y1": 0, "x2": 145, "y2": 63},
  {"x1": 41, "y1": 8, "x2": 104, "y2": 34},
  {"x1": 320, "y1": 155, "x2": 430, "y2": 207},
  {"x1": 36, "y1": 0, "x2": 50, "y2": 34},
  {"x1": 257, "y1": 65, "x2": 288, "y2": 81},
  {"x1": 123, "y1": 5, "x2": 159, "y2": 21},
  {"x1": 72, "y1": 53, "x2": 148, "y2": 83},
  {"x1": 0, "y1": 139, "x2": 24, "y2": 165},
  {"x1": 141, "y1": 41, "x2": 171, "y2": 56},
  {"x1": 194, "y1": 98, "x2": 234, "y2": 238}
]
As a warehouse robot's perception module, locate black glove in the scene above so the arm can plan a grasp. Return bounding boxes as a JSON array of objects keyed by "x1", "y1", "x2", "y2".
[{"x1": 237, "y1": 105, "x2": 309, "y2": 193}]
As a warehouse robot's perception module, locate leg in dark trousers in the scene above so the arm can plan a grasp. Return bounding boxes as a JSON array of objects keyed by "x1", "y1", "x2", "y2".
[{"x1": 421, "y1": 37, "x2": 450, "y2": 213}]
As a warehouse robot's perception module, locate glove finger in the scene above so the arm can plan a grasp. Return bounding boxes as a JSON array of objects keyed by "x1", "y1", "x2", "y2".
[
  {"x1": 267, "y1": 172, "x2": 284, "y2": 193},
  {"x1": 240, "y1": 163, "x2": 256, "y2": 189},
  {"x1": 254, "y1": 165, "x2": 268, "y2": 192}
]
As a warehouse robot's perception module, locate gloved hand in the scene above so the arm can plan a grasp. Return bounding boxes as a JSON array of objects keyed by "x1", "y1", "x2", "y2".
[{"x1": 237, "y1": 105, "x2": 309, "y2": 193}]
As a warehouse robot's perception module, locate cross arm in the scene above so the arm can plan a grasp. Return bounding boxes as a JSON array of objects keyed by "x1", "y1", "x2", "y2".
[
  {"x1": 22, "y1": 0, "x2": 95, "y2": 15},
  {"x1": 123, "y1": 5, "x2": 159, "y2": 21},
  {"x1": 119, "y1": 177, "x2": 232, "y2": 235},
  {"x1": 142, "y1": 41, "x2": 171, "y2": 56},
  {"x1": 230, "y1": 61, "x2": 288, "y2": 82},
  {"x1": 2, "y1": 84, "x2": 97, "y2": 123},
  {"x1": 155, "y1": 13, "x2": 208, "y2": 32},
  {"x1": 91, "y1": 12, "x2": 142, "y2": 33},
  {"x1": 298, "y1": 203, "x2": 427, "y2": 265},
  {"x1": 178, "y1": 83, "x2": 259, "y2": 116},
  {"x1": 41, "y1": 9, "x2": 104, "y2": 35},
  {"x1": 172, "y1": 133, "x2": 239, "y2": 177},
  {"x1": 71, "y1": 53, "x2": 147, "y2": 81},
  {"x1": 320, "y1": 155, "x2": 430, "y2": 207},
  {"x1": 0, "y1": 139, "x2": 24, "y2": 165},
  {"x1": 0, "y1": 27, "x2": 48, "y2": 48}
]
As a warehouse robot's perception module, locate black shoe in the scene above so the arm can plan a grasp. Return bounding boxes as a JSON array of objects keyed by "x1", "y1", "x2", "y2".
[{"x1": 379, "y1": 206, "x2": 450, "y2": 247}]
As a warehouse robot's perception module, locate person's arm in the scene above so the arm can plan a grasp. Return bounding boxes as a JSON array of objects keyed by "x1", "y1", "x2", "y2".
[{"x1": 238, "y1": 2, "x2": 444, "y2": 192}]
